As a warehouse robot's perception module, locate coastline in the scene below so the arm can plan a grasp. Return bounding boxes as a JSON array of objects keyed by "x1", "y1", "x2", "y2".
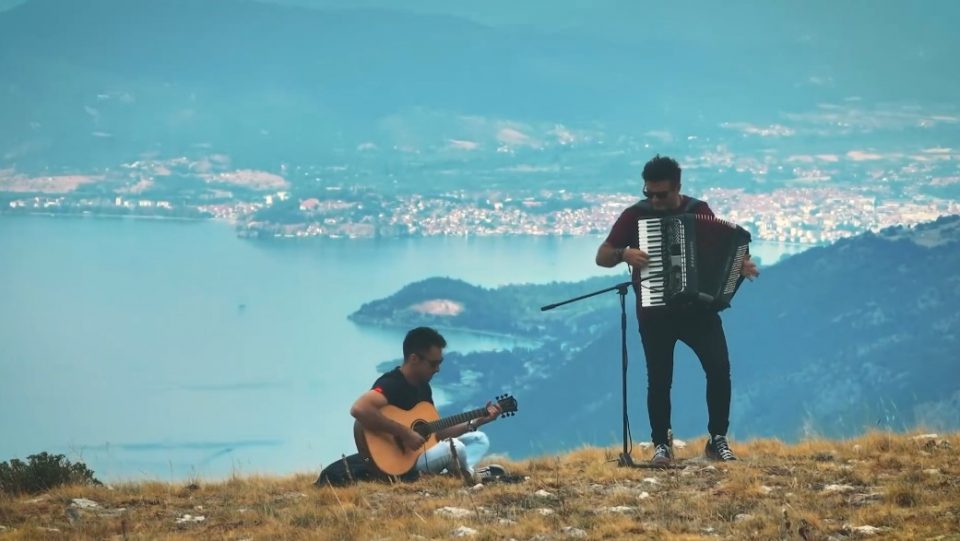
[{"x1": 0, "y1": 210, "x2": 210, "y2": 223}]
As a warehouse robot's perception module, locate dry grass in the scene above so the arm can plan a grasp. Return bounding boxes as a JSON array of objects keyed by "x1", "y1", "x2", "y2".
[{"x1": 1, "y1": 432, "x2": 958, "y2": 540}]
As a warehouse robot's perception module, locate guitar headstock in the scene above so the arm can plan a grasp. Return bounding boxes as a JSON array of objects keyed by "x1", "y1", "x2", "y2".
[{"x1": 496, "y1": 394, "x2": 518, "y2": 417}]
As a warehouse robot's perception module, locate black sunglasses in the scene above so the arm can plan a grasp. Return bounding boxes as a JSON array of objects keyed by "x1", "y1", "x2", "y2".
[
  {"x1": 417, "y1": 353, "x2": 443, "y2": 368},
  {"x1": 643, "y1": 189, "x2": 672, "y2": 200}
]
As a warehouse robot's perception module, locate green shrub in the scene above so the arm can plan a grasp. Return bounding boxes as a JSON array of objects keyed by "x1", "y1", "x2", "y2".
[{"x1": 0, "y1": 452, "x2": 101, "y2": 495}]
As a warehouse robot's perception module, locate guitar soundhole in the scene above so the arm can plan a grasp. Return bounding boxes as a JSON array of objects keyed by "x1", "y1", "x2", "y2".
[{"x1": 411, "y1": 420, "x2": 430, "y2": 438}]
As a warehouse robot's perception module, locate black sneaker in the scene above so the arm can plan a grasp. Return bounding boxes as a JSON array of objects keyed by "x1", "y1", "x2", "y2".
[
  {"x1": 651, "y1": 444, "x2": 673, "y2": 466},
  {"x1": 705, "y1": 435, "x2": 737, "y2": 461}
]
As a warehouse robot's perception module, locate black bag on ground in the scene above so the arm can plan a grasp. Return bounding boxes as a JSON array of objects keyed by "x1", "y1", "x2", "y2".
[{"x1": 314, "y1": 453, "x2": 419, "y2": 486}]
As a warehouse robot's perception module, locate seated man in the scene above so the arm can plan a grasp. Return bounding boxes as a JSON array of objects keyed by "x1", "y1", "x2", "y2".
[{"x1": 350, "y1": 326, "x2": 503, "y2": 480}]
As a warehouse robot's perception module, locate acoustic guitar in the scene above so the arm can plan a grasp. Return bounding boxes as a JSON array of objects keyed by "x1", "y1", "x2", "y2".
[{"x1": 354, "y1": 394, "x2": 518, "y2": 476}]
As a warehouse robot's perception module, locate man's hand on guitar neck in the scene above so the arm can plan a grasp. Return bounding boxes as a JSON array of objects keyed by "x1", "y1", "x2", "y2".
[
  {"x1": 478, "y1": 400, "x2": 503, "y2": 425},
  {"x1": 435, "y1": 400, "x2": 504, "y2": 440}
]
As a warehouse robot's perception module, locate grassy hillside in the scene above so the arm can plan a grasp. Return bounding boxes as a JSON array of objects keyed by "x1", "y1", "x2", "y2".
[{"x1": 1, "y1": 432, "x2": 957, "y2": 540}]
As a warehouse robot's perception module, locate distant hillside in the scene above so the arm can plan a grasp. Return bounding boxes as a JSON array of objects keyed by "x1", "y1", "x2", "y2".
[
  {"x1": 3, "y1": 0, "x2": 952, "y2": 172},
  {"x1": 356, "y1": 215, "x2": 960, "y2": 456}
]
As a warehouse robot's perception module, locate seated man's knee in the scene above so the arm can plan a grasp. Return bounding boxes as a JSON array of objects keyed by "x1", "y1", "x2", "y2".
[{"x1": 458, "y1": 430, "x2": 489, "y2": 447}]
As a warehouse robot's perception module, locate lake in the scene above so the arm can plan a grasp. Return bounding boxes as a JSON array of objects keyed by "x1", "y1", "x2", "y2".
[{"x1": 0, "y1": 215, "x2": 809, "y2": 481}]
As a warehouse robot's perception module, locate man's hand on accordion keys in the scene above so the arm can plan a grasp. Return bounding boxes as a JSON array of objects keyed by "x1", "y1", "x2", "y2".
[
  {"x1": 740, "y1": 254, "x2": 760, "y2": 280},
  {"x1": 622, "y1": 247, "x2": 650, "y2": 269}
]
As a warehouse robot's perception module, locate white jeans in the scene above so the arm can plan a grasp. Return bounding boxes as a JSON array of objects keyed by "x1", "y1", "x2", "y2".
[{"x1": 415, "y1": 431, "x2": 490, "y2": 475}]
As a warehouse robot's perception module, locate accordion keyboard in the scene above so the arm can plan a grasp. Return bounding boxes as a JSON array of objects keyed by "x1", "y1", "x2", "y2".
[{"x1": 637, "y1": 218, "x2": 666, "y2": 306}]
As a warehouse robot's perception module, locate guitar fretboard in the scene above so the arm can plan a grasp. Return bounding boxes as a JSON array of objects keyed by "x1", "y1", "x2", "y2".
[{"x1": 425, "y1": 407, "x2": 489, "y2": 434}]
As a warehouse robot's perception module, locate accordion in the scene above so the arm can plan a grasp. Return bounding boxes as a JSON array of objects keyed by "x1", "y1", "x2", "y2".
[{"x1": 636, "y1": 214, "x2": 752, "y2": 310}]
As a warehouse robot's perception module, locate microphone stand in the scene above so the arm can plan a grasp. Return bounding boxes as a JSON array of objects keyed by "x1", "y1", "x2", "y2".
[{"x1": 541, "y1": 281, "x2": 640, "y2": 467}]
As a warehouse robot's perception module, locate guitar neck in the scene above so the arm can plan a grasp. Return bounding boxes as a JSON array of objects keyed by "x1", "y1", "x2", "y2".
[{"x1": 425, "y1": 407, "x2": 488, "y2": 435}]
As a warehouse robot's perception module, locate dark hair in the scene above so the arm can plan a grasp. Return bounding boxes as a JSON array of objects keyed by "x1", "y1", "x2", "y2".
[
  {"x1": 403, "y1": 327, "x2": 447, "y2": 358},
  {"x1": 641, "y1": 154, "x2": 682, "y2": 187}
]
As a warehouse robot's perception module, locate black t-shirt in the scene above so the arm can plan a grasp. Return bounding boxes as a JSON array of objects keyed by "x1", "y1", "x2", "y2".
[{"x1": 371, "y1": 367, "x2": 433, "y2": 411}]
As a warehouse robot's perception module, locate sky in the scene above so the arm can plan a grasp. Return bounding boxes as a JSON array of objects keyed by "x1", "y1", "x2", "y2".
[{"x1": 3, "y1": 0, "x2": 957, "y2": 50}]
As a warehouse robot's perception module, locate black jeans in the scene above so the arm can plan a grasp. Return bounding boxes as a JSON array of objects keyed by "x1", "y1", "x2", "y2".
[{"x1": 638, "y1": 309, "x2": 731, "y2": 446}]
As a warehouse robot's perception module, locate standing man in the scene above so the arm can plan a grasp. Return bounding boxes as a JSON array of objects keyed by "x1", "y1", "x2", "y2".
[
  {"x1": 596, "y1": 155, "x2": 759, "y2": 465},
  {"x1": 350, "y1": 326, "x2": 504, "y2": 479}
]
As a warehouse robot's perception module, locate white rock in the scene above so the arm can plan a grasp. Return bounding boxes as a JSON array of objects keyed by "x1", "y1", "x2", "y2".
[
  {"x1": 589, "y1": 483, "x2": 604, "y2": 491},
  {"x1": 850, "y1": 492, "x2": 883, "y2": 506},
  {"x1": 498, "y1": 518, "x2": 516, "y2": 525},
  {"x1": 534, "y1": 489, "x2": 555, "y2": 498},
  {"x1": 923, "y1": 468, "x2": 941, "y2": 475},
  {"x1": 637, "y1": 442, "x2": 653, "y2": 449},
  {"x1": 638, "y1": 492, "x2": 651, "y2": 499},
  {"x1": 561, "y1": 526, "x2": 588, "y2": 538},
  {"x1": 175, "y1": 514, "x2": 206, "y2": 524},
  {"x1": 642, "y1": 477, "x2": 659, "y2": 485},
  {"x1": 70, "y1": 498, "x2": 100, "y2": 509},
  {"x1": 734, "y1": 513, "x2": 754, "y2": 522},
  {"x1": 535, "y1": 508, "x2": 555, "y2": 516},
  {"x1": 601, "y1": 506, "x2": 635, "y2": 514},
  {"x1": 470, "y1": 483, "x2": 485, "y2": 491},
  {"x1": 912, "y1": 433, "x2": 939, "y2": 440},
  {"x1": 450, "y1": 525, "x2": 478, "y2": 537},
  {"x1": 760, "y1": 485, "x2": 774, "y2": 494},
  {"x1": 435, "y1": 507, "x2": 473, "y2": 519},
  {"x1": 673, "y1": 439, "x2": 687, "y2": 449},
  {"x1": 846, "y1": 524, "x2": 884, "y2": 536},
  {"x1": 822, "y1": 484, "x2": 856, "y2": 493}
]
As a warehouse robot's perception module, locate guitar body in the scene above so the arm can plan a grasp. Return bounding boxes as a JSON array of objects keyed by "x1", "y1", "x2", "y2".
[{"x1": 354, "y1": 401, "x2": 441, "y2": 476}]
